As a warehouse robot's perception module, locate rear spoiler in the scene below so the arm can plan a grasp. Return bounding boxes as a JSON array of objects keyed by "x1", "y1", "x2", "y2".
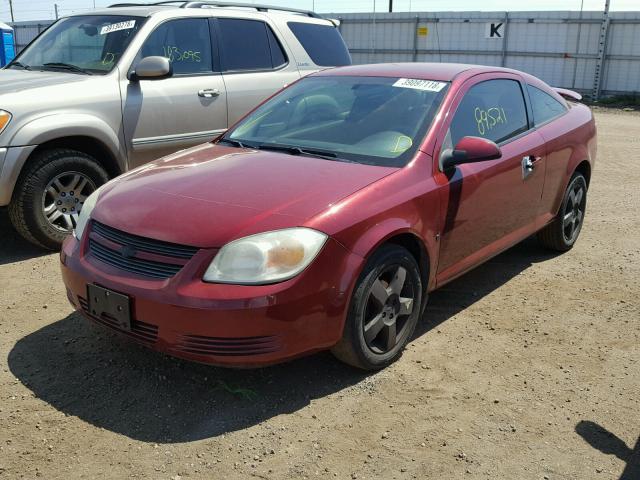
[{"x1": 553, "y1": 87, "x2": 582, "y2": 102}]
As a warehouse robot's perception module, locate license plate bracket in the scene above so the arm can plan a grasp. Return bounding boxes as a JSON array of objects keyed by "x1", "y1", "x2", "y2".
[{"x1": 87, "y1": 284, "x2": 131, "y2": 332}]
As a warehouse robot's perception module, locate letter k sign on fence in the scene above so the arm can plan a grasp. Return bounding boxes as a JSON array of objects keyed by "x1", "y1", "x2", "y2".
[{"x1": 485, "y1": 22, "x2": 505, "y2": 38}]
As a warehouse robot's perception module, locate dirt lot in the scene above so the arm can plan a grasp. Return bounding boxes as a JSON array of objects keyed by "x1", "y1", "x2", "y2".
[{"x1": 1, "y1": 109, "x2": 639, "y2": 480}]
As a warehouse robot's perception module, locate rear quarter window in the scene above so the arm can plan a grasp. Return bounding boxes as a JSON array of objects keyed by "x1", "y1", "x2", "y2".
[
  {"x1": 288, "y1": 22, "x2": 351, "y2": 67},
  {"x1": 527, "y1": 84, "x2": 568, "y2": 126}
]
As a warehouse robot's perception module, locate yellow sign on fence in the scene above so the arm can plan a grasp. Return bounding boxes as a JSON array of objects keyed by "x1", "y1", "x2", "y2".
[{"x1": 417, "y1": 26, "x2": 428, "y2": 37}]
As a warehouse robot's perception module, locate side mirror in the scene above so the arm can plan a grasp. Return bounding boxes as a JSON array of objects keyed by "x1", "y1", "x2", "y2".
[
  {"x1": 440, "y1": 136, "x2": 502, "y2": 171},
  {"x1": 130, "y1": 56, "x2": 172, "y2": 81}
]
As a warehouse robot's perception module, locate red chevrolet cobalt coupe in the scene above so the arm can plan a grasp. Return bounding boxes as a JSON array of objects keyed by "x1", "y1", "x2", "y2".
[{"x1": 61, "y1": 63, "x2": 596, "y2": 370}]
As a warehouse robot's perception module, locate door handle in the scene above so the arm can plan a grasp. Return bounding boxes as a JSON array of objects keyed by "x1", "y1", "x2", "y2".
[
  {"x1": 521, "y1": 155, "x2": 541, "y2": 180},
  {"x1": 198, "y1": 88, "x2": 220, "y2": 98}
]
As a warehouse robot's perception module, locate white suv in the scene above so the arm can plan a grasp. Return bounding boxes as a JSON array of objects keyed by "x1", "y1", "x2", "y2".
[{"x1": 0, "y1": 1, "x2": 351, "y2": 248}]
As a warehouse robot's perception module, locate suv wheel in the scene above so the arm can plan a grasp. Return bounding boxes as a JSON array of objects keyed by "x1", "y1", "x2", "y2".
[{"x1": 9, "y1": 149, "x2": 109, "y2": 250}]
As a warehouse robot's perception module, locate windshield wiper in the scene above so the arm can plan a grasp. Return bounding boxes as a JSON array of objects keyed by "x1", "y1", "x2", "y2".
[
  {"x1": 218, "y1": 138, "x2": 247, "y2": 148},
  {"x1": 42, "y1": 62, "x2": 92, "y2": 75},
  {"x1": 256, "y1": 143, "x2": 342, "y2": 161},
  {"x1": 7, "y1": 61, "x2": 30, "y2": 70}
]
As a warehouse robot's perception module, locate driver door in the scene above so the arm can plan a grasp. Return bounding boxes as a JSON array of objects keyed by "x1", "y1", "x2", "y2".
[
  {"x1": 121, "y1": 17, "x2": 227, "y2": 167},
  {"x1": 434, "y1": 75, "x2": 546, "y2": 284}
]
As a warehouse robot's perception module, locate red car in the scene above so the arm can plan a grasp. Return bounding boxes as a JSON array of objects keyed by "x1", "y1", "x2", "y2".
[{"x1": 60, "y1": 63, "x2": 596, "y2": 370}]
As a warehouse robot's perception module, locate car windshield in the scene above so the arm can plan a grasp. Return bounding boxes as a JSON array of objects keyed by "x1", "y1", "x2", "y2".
[
  {"x1": 225, "y1": 76, "x2": 449, "y2": 167},
  {"x1": 10, "y1": 15, "x2": 145, "y2": 75}
]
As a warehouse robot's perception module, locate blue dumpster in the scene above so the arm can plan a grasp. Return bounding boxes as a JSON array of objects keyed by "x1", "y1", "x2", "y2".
[{"x1": 0, "y1": 22, "x2": 16, "y2": 67}]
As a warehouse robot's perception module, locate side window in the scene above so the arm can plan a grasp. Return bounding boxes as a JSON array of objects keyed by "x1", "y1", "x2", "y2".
[
  {"x1": 266, "y1": 25, "x2": 287, "y2": 69},
  {"x1": 288, "y1": 22, "x2": 351, "y2": 67},
  {"x1": 217, "y1": 18, "x2": 287, "y2": 72},
  {"x1": 528, "y1": 84, "x2": 567, "y2": 126},
  {"x1": 449, "y1": 79, "x2": 529, "y2": 146},
  {"x1": 138, "y1": 19, "x2": 213, "y2": 75}
]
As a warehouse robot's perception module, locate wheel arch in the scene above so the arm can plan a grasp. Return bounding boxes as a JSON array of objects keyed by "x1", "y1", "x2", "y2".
[
  {"x1": 28, "y1": 136, "x2": 122, "y2": 179},
  {"x1": 550, "y1": 149, "x2": 593, "y2": 217},
  {"x1": 574, "y1": 159, "x2": 591, "y2": 187},
  {"x1": 382, "y1": 232, "x2": 431, "y2": 294},
  {"x1": 349, "y1": 221, "x2": 436, "y2": 294},
  {"x1": 9, "y1": 113, "x2": 126, "y2": 179}
]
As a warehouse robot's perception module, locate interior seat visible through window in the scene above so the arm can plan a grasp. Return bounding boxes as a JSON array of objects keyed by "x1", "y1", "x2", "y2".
[{"x1": 290, "y1": 95, "x2": 341, "y2": 127}]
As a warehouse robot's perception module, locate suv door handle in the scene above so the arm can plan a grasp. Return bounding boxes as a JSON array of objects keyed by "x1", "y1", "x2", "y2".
[{"x1": 198, "y1": 88, "x2": 220, "y2": 98}]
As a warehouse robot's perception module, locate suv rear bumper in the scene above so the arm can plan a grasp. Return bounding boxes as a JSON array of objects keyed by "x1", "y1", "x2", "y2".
[{"x1": 0, "y1": 145, "x2": 37, "y2": 206}]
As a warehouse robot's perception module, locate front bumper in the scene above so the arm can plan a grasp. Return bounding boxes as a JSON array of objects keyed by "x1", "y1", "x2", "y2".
[{"x1": 60, "y1": 232, "x2": 364, "y2": 367}]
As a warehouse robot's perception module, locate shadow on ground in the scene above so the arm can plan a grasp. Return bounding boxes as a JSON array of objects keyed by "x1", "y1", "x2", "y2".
[
  {"x1": 8, "y1": 237, "x2": 557, "y2": 443},
  {"x1": 0, "y1": 209, "x2": 50, "y2": 265},
  {"x1": 576, "y1": 421, "x2": 640, "y2": 480}
]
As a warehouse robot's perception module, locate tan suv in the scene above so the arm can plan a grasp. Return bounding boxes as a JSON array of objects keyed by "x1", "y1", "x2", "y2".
[{"x1": 0, "y1": 1, "x2": 350, "y2": 249}]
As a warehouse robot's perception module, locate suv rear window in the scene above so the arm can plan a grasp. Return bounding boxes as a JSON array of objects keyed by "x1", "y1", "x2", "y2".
[{"x1": 288, "y1": 22, "x2": 351, "y2": 67}]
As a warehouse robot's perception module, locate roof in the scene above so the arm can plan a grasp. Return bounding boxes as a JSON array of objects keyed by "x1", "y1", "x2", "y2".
[
  {"x1": 315, "y1": 63, "x2": 518, "y2": 82},
  {"x1": 86, "y1": 6, "x2": 170, "y2": 16},
  {"x1": 80, "y1": 1, "x2": 323, "y2": 19}
]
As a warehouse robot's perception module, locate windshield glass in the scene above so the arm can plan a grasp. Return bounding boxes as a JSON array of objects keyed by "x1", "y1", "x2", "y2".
[
  {"x1": 11, "y1": 15, "x2": 145, "y2": 74},
  {"x1": 225, "y1": 76, "x2": 449, "y2": 167}
]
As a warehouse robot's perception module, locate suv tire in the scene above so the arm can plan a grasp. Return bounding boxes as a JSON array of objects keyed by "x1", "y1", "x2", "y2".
[{"x1": 9, "y1": 149, "x2": 109, "y2": 250}]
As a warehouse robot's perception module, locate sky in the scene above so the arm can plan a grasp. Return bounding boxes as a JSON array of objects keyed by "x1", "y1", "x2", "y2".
[{"x1": 1, "y1": 0, "x2": 638, "y2": 23}]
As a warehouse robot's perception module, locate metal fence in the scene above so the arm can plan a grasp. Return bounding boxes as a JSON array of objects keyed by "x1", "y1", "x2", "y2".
[
  {"x1": 9, "y1": 20, "x2": 53, "y2": 52},
  {"x1": 336, "y1": 10, "x2": 640, "y2": 99},
  {"x1": 9, "y1": 9, "x2": 640, "y2": 98}
]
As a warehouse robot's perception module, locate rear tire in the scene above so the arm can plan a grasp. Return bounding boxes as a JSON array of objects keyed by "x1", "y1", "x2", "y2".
[
  {"x1": 8, "y1": 149, "x2": 109, "y2": 250},
  {"x1": 332, "y1": 244, "x2": 422, "y2": 370},
  {"x1": 537, "y1": 172, "x2": 588, "y2": 252}
]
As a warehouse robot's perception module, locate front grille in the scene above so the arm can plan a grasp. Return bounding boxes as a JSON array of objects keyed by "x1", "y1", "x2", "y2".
[
  {"x1": 88, "y1": 221, "x2": 199, "y2": 279},
  {"x1": 89, "y1": 239, "x2": 183, "y2": 279},
  {"x1": 92, "y1": 221, "x2": 198, "y2": 258},
  {"x1": 78, "y1": 296, "x2": 158, "y2": 344},
  {"x1": 173, "y1": 334, "x2": 281, "y2": 357}
]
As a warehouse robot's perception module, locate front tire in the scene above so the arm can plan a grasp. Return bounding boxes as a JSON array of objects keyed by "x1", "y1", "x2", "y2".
[
  {"x1": 537, "y1": 172, "x2": 588, "y2": 252},
  {"x1": 332, "y1": 244, "x2": 423, "y2": 370},
  {"x1": 8, "y1": 149, "x2": 109, "y2": 250}
]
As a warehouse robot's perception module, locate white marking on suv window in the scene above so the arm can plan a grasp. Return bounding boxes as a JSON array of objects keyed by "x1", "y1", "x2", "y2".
[
  {"x1": 393, "y1": 78, "x2": 447, "y2": 92},
  {"x1": 100, "y1": 20, "x2": 136, "y2": 35}
]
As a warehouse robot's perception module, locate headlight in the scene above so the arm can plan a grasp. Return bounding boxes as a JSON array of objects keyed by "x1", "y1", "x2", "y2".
[
  {"x1": 0, "y1": 110, "x2": 12, "y2": 133},
  {"x1": 73, "y1": 185, "x2": 104, "y2": 241},
  {"x1": 203, "y1": 228, "x2": 328, "y2": 284}
]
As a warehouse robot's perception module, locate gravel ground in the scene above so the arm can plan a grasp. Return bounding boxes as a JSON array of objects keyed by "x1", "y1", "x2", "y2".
[{"x1": 0, "y1": 109, "x2": 639, "y2": 480}]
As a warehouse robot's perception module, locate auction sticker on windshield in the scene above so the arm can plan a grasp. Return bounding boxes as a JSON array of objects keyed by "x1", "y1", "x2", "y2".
[
  {"x1": 393, "y1": 78, "x2": 447, "y2": 92},
  {"x1": 100, "y1": 20, "x2": 136, "y2": 35}
]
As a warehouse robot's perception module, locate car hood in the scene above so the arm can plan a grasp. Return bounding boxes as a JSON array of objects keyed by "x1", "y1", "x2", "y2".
[
  {"x1": 0, "y1": 69, "x2": 88, "y2": 94},
  {"x1": 93, "y1": 143, "x2": 397, "y2": 247}
]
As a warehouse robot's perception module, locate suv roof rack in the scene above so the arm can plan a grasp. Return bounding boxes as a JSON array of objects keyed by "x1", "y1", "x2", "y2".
[{"x1": 107, "y1": 1, "x2": 323, "y2": 18}]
